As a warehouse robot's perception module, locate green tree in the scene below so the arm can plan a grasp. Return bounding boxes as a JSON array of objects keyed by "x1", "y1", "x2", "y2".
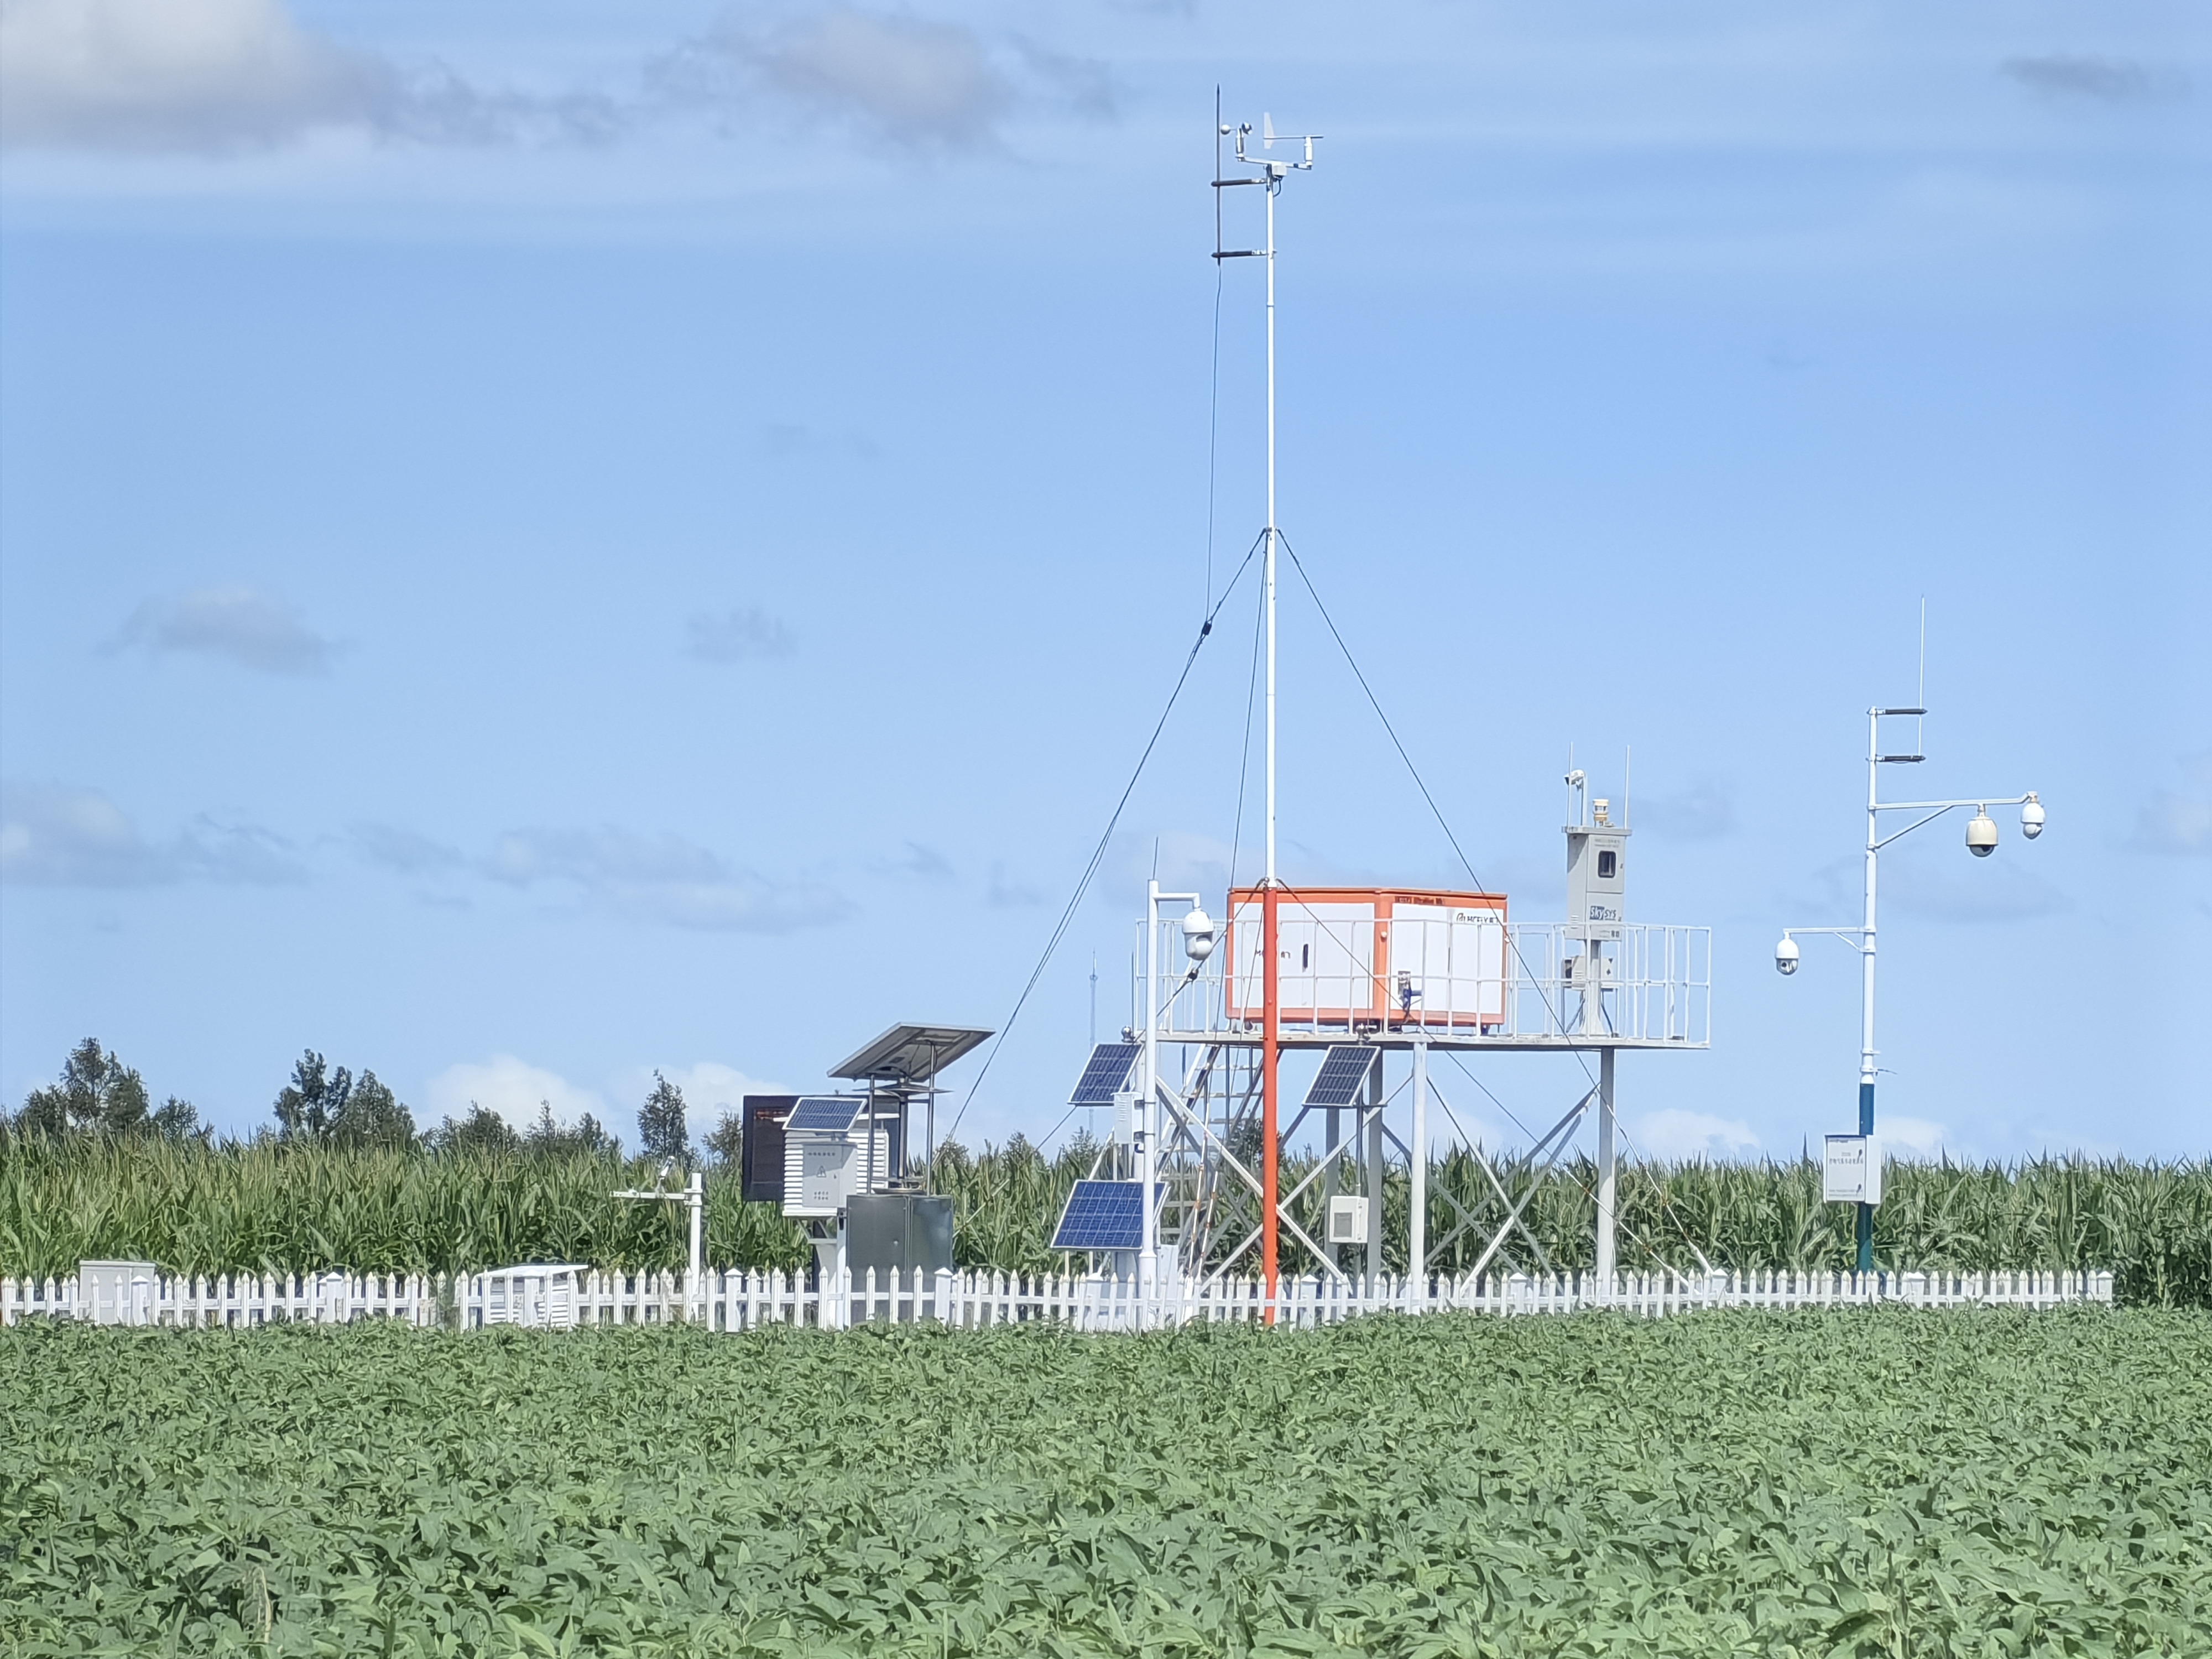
[
  {"x1": 637, "y1": 1071, "x2": 690, "y2": 1165},
  {"x1": 331, "y1": 1071, "x2": 415, "y2": 1148},
  {"x1": 523, "y1": 1101, "x2": 620, "y2": 1159},
  {"x1": 273, "y1": 1051, "x2": 350, "y2": 1142},
  {"x1": 150, "y1": 1096, "x2": 208, "y2": 1143},
  {"x1": 426, "y1": 1104, "x2": 519, "y2": 1155},
  {"x1": 18, "y1": 1039, "x2": 149, "y2": 1136},
  {"x1": 703, "y1": 1110, "x2": 745, "y2": 1170}
]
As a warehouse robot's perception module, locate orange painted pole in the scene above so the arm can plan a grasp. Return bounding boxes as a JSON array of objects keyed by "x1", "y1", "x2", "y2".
[{"x1": 1262, "y1": 881, "x2": 1280, "y2": 1321}]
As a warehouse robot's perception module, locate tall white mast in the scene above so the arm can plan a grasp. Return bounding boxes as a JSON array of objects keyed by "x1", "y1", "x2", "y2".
[
  {"x1": 1217, "y1": 109, "x2": 1317, "y2": 1312},
  {"x1": 1265, "y1": 167, "x2": 1277, "y2": 888}
]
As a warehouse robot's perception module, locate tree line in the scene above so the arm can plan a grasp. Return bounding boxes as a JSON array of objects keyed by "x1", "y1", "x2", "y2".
[{"x1": 5, "y1": 1039, "x2": 747, "y2": 1168}]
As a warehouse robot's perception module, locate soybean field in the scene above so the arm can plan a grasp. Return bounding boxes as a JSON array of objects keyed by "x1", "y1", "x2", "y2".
[{"x1": 4, "y1": 1308, "x2": 2209, "y2": 1656}]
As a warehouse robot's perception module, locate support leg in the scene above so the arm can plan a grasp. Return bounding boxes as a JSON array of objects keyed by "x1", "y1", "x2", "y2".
[
  {"x1": 1365, "y1": 1071, "x2": 1384, "y2": 1284},
  {"x1": 1410, "y1": 1037, "x2": 1428, "y2": 1296},
  {"x1": 1324, "y1": 1105, "x2": 1340, "y2": 1272},
  {"x1": 1594, "y1": 1049, "x2": 1616, "y2": 1301}
]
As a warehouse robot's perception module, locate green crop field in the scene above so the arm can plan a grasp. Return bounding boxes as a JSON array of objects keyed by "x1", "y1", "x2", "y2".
[
  {"x1": 4, "y1": 1310, "x2": 2208, "y2": 1656},
  {"x1": 6, "y1": 1130, "x2": 2210, "y2": 1305}
]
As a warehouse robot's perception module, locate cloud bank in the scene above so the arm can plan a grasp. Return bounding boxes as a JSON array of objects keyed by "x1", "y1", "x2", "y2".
[
  {"x1": 662, "y1": 7, "x2": 1010, "y2": 149},
  {"x1": 113, "y1": 586, "x2": 334, "y2": 674},
  {"x1": 2137, "y1": 791, "x2": 2212, "y2": 856},
  {"x1": 0, "y1": 0, "x2": 620, "y2": 153},
  {"x1": 0, "y1": 782, "x2": 304, "y2": 886},
  {"x1": 1634, "y1": 1108, "x2": 1760, "y2": 1159},
  {"x1": 487, "y1": 825, "x2": 849, "y2": 931},
  {"x1": 426, "y1": 1055, "x2": 608, "y2": 1132},
  {"x1": 687, "y1": 606, "x2": 796, "y2": 664},
  {"x1": 2001, "y1": 54, "x2": 2187, "y2": 105}
]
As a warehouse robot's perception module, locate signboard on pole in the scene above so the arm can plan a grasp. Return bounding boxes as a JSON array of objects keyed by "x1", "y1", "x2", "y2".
[{"x1": 1823, "y1": 1135, "x2": 1882, "y2": 1205}]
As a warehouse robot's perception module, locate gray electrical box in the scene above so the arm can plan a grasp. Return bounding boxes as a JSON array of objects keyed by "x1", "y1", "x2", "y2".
[
  {"x1": 846, "y1": 1193, "x2": 954, "y2": 1285},
  {"x1": 1565, "y1": 802, "x2": 1629, "y2": 942}
]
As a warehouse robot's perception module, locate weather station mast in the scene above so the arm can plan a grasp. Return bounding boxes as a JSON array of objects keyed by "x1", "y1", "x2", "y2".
[
  {"x1": 1211, "y1": 110, "x2": 1320, "y2": 1310},
  {"x1": 1039, "y1": 108, "x2": 1710, "y2": 1321}
]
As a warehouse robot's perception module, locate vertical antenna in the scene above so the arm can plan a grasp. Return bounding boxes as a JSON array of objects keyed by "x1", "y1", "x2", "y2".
[
  {"x1": 1213, "y1": 87, "x2": 1223, "y2": 259},
  {"x1": 1917, "y1": 597, "x2": 1927, "y2": 754},
  {"x1": 1624, "y1": 746, "x2": 1631, "y2": 828}
]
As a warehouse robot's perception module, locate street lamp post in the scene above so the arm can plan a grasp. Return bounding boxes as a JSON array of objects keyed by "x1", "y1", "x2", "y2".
[{"x1": 1778, "y1": 706, "x2": 2042, "y2": 1275}]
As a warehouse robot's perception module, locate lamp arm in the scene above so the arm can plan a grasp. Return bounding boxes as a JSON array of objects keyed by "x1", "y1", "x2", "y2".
[
  {"x1": 1780, "y1": 926, "x2": 1869, "y2": 954},
  {"x1": 1870, "y1": 805, "x2": 1957, "y2": 852},
  {"x1": 1876, "y1": 791, "x2": 2037, "y2": 813}
]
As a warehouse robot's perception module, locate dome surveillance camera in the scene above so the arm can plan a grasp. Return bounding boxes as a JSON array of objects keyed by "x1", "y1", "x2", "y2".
[
  {"x1": 1966, "y1": 810, "x2": 1999, "y2": 857},
  {"x1": 1182, "y1": 905, "x2": 1217, "y2": 963},
  {"x1": 1775, "y1": 936, "x2": 1799, "y2": 975},
  {"x1": 2021, "y1": 795, "x2": 2044, "y2": 840}
]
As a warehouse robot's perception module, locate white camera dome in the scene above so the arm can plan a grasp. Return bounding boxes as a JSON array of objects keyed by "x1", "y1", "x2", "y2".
[
  {"x1": 1966, "y1": 810, "x2": 1999, "y2": 857},
  {"x1": 1775, "y1": 936, "x2": 1799, "y2": 975},
  {"x1": 2021, "y1": 795, "x2": 2044, "y2": 840}
]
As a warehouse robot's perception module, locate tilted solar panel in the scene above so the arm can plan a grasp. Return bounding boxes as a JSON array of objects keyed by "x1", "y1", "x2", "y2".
[
  {"x1": 1068, "y1": 1042, "x2": 1141, "y2": 1106},
  {"x1": 1050, "y1": 1179, "x2": 1161, "y2": 1251},
  {"x1": 784, "y1": 1097, "x2": 862, "y2": 1133},
  {"x1": 1303, "y1": 1045, "x2": 1374, "y2": 1108}
]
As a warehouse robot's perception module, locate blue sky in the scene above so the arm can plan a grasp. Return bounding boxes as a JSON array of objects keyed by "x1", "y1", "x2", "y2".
[{"x1": 2, "y1": 0, "x2": 2205, "y2": 1161}]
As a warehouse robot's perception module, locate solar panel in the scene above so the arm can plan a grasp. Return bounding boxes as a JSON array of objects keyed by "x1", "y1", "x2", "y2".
[
  {"x1": 1304, "y1": 1045, "x2": 1374, "y2": 1108},
  {"x1": 1050, "y1": 1180, "x2": 1161, "y2": 1251},
  {"x1": 1068, "y1": 1042, "x2": 1140, "y2": 1106},
  {"x1": 784, "y1": 1097, "x2": 861, "y2": 1133}
]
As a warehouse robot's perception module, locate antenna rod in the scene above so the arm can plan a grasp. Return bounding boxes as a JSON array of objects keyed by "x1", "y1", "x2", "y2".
[{"x1": 1259, "y1": 133, "x2": 1282, "y2": 1320}]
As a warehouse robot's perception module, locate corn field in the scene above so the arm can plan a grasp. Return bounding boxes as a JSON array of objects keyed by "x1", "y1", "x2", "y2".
[{"x1": 4, "y1": 1127, "x2": 2207, "y2": 1305}]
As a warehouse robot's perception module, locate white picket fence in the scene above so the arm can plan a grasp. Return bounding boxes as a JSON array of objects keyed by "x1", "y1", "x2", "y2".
[{"x1": 2, "y1": 1263, "x2": 2115, "y2": 1332}]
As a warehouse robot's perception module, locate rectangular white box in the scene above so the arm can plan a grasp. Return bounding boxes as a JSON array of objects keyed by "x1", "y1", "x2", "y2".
[
  {"x1": 1823, "y1": 1135, "x2": 1882, "y2": 1205},
  {"x1": 1327, "y1": 1194, "x2": 1369, "y2": 1244},
  {"x1": 782, "y1": 1129, "x2": 893, "y2": 1218},
  {"x1": 1225, "y1": 886, "x2": 1508, "y2": 1030}
]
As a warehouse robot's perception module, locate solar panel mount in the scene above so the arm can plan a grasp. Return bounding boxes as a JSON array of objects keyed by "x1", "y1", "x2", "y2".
[
  {"x1": 1068, "y1": 1042, "x2": 1141, "y2": 1106},
  {"x1": 784, "y1": 1097, "x2": 862, "y2": 1133},
  {"x1": 1303, "y1": 1045, "x2": 1375, "y2": 1108},
  {"x1": 1050, "y1": 1179, "x2": 1162, "y2": 1252}
]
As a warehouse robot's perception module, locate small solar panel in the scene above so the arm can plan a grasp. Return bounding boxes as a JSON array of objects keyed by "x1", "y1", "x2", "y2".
[
  {"x1": 1068, "y1": 1042, "x2": 1140, "y2": 1106},
  {"x1": 1050, "y1": 1180, "x2": 1161, "y2": 1251},
  {"x1": 1304, "y1": 1046, "x2": 1374, "y2": 1108},
  {"x1": 784, "y1": 1097, "x2": 861, "y2": 1133}
]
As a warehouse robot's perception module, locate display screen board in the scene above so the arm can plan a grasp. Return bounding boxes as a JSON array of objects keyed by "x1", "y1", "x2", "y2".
[{"x1": 739, "y1": 1096, "x2": 799, "y2": 1204}]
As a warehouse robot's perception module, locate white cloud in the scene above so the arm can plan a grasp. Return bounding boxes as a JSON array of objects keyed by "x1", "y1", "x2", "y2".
[
  {"x1": 0, "y1": 0, "x2": 620, "y2": 154},
  {"x1": 1635, "y1": 780, "x2": 1735, "y2": 841},
  {"x1": 0, "y1": 782, "x2": 305, "y2": 885},
  {"x1": 650, "y1": 1062, "x2": 789, "y2": 1140},
  {"x1": 1823, "y1": 842, "x2": 2069, "y2": 924},
  {"x1": 485, "y1": 825, "x2": 849, "y2": 932},
  {"x1": 1878, "y1": 1115, "x2": 1949, "y2": 1157},
  {"x1": 686, "y1": 7, "x2": 1009, "y2": 148},
  {"x1": 113, "y1": 586, "x2": 333, "y2": 674},
  {"x1": 349, "y1": 822, "x2": 466, "y2": 876},
  {"x1": 1632, "y1": 1108, "x2": 1760, "y2": 1159},
  {"x1": 686, "y1": 606, "x2": 795, "y2": 664},
  {"x1": 2137, "y1": 791, "x2": 2212, "y2": 856},
  {"x1": 2000, "y1": 55, "x2": 2187, "y2": 106},
  {"x1": 426, "y1": 1054, "x2": 606, "y2": 1131}
]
